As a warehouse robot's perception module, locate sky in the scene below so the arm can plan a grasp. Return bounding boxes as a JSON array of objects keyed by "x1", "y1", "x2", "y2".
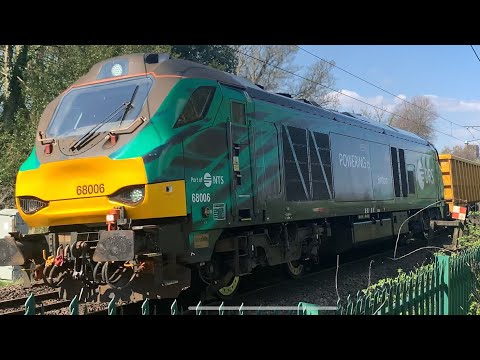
[{"x1": 294, "y1": 45, "x2": 480, "y2": 151}]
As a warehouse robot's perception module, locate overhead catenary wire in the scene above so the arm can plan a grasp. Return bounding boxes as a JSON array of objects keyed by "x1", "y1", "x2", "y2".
[
  {"x1": 470, "y1": 45, "x2": 480, "y2": 63},
  {"x1": 231, "y1": 46, "x2": 471, "y2": 144},
  {"x1": 466, "y1": 127, "x2": 479, "y2": 143},
  {"x1": 465, "y1": 45, "x2": 480, "y2": 135},
  {"x1": 297, "y1": 45, "x2": 480, "y2": 138}
]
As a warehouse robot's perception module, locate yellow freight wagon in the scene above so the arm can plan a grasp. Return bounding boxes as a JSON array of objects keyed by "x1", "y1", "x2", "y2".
[{"x1": 439, "y1": 154, "x2": 480, "y2": 212}]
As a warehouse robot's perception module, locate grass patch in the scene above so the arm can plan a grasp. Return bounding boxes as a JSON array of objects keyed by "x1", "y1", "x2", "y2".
[{"x1": 0, "y1": 280, "x2": 12, "y2": 287}]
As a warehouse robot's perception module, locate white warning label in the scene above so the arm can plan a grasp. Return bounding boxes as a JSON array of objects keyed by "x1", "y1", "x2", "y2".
[{"x1": 213, "y1": 203, "x2": 226, "y2": 220}]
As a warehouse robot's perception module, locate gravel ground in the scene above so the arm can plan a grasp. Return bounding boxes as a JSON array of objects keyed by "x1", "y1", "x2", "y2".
[
  {"x1": 0, "y1": 284, "x2": 55, "y2": 302},
  {"x1": 230, "y1": 235, "x2": 452, "y2": 314},
  {"x1": 0, "y1": 284, "x2": 60, "y2": 315},
  {"x1": 0, "y1": 283, "x2": 111, "y2": 315},
  {"x1": 44, "y1": 301, "x2": 109, "y2": 315}
]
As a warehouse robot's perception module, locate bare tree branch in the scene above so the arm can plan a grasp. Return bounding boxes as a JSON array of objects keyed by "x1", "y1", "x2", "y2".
[
  {"x1": 288, "y1": 60, "x2": 339, "y2": 109},
  {"x1": 1, "y1": 45, "x2": 29, "y2": 125},
  {"x1": 235, "y1": 45, "x2": 338, "y2": 108},
  {"x1": 441, "y1": 144, "x2": 479, "y2": 161},
  {"x1": 236, "y1": 45, "x2": 298, "y2": 91},
  {"x1": 388, "y1": 96, "x2": 438, "y2": 142},
  {"x1": 2, "y1": 45, "x2": 12, "y2": 100},
  {"x1": 358, "y1": 104, "x2": 388, "y2": 123}
]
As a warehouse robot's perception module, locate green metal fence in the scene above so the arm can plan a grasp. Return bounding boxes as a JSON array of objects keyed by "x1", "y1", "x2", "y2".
[
  {"x1": 20, "y1": 247, "x2": 480, "y2": 315},
  {"x1": 336, "y1": 247, "x2": 480, "y2": 315},
  {"x1": 444, "y1": 247, "x2": 479, "y2": 315}
]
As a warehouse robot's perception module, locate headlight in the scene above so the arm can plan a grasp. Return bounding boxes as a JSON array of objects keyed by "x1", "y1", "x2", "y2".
[
  {"x1": 109, "y1": 185, "x2": 145, "y2": 205},
  {"x1": 19, "y1": 197, "x2": 49, "y2": 214}
]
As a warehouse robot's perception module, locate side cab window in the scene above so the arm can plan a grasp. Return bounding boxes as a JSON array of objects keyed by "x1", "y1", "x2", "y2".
[{"x1": 174, "y1": 86, "x2": 216, "y2": 128}]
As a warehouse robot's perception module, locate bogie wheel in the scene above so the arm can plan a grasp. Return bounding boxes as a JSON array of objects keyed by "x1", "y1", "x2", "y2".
[
  {"x1": 284, "y1": 260, "x2": 305, "y2": 279},
  {"x1": 411, "y1": 215, "x2": 429, "y2": 244},
  {"x1": 216, "y1": 275, "x2": 240, "y2": 300},
  {"x1": 419, "y1": 216, "x2": 430, "y2": 243}
]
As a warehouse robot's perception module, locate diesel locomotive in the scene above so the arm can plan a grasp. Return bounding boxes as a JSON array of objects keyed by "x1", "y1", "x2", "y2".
[{"x1": 0, "y1": 53, "x2": 446, "y2": 301}]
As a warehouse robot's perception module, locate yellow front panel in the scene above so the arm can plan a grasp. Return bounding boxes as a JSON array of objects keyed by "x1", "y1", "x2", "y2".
[
  {"x1": 16, "y1": 156, "x2": 147, "y2": 200},
  {"x1": 128, "y1": 181, "x2": 187, "y2": 220},
  {"x1": 17, "y1": 180, "x2": 187, "y2": 228}
]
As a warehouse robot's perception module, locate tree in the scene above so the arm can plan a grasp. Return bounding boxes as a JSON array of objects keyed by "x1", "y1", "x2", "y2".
[
  {"x1": 235, "y1": 45, "x2": 298, "y2": 91},
  {"x1": 441, "y1": 144, "x2": 479, "y2": 161},
  {"x1": 170, "y1": 45, "x2": 237, "y2": 72},
  {"x1": 357, "y1": 104, "x2": 388, "y2": 123},
  {"x1": 1, "y1": 45, "x2": 30, "y2": 126},
  {"x1": 0, "y1": 190, "x2": 8, "y2": 209},
  {"x1": 288, "y1": 60, "x2": 338, "y2": 108},
  {"x1": 388, "y1": 96, "x2": 438, "y2": 142},
  {"x1": 235, "y1": 45, "x2": 338, "y2": 108}
]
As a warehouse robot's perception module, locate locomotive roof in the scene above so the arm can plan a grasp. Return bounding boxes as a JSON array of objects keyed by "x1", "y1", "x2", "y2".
[{"x1": 87, "y1": 53, "x2": 432, "y2": 148}]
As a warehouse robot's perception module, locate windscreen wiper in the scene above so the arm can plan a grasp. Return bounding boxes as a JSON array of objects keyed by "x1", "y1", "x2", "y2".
[
  {"x1": 69, "y1": 102, "x2": 127, "y2": 151},
  {"x1": 69, "y1": 85, "x2": 139, "y2": 151},
  {"x1": 118, "y1": 85, "x2": 139, "y2": 129}
]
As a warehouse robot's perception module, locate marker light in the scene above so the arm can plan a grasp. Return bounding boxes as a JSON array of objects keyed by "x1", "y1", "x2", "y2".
[
  {"x1": 111, "y1": 64, "x2": 123, "y2": 77},
  {"x1": 109, "y1": 185, "x2": 145, "y2": 205},
  {"x1": 97, "y1": 59, "x2": 129, "y2": 80},
  {"x1": 130, "y1": 188, "x2": 144, "y2": 203}
]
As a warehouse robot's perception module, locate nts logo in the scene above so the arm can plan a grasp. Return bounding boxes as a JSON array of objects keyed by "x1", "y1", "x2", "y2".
[
  {"x1": 416, "y1": 157, "x2": 434, "y2": 190},
  {"x1": 191, "y1": 173, "x2": 224, "y2": 187},
  {"x1": 203, "y1": 173, "x2": 212, "y2": 187}
]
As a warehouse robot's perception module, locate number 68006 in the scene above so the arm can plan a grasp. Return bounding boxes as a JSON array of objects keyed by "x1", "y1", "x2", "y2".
[
  {"x1": 76, "y1": 184, "x2": 105, "y2": 195},
  {"x1": 192, "y1": 193, "x2": 210, "y2": 202}
]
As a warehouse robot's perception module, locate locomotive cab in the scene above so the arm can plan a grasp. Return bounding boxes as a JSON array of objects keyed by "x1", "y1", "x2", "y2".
[{"x1": 0, "y1": 53, "x2": 266, "y2": 301}]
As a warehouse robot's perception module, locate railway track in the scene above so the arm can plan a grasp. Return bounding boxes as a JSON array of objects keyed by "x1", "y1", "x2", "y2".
[
  {"x1": 1, "y1": 300, "x2": 72, "y2": 315},
  {"x1": 0, "y1": 291, "x2": 65, "y2": 315}
]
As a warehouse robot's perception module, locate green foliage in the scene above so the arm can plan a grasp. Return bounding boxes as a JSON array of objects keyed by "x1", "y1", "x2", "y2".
[
  {"x1": 460, "y1": 221, "x2": 480, "y2": 314},
  {"x1": 457, "y1": 214, "x2": 480, "y2": 248},
  {"x1": 363, "y1": 264, "x2": 434, "y2": 296},
  {"x1": 0, "y1": 45, "x2": 237, "y2": 209},
  {"x1": 0, "y1": 280, "x2": 12, "y2": 287},
  {"x1": 171, "y1": 45, "x2": 237, "y2": 72},
  {"x1": 339, "y1": 228, "x2": 480, "y2": 315},
  {"x1": 0, "y1": 114, "x2": 36, "y2": 206},
  {"x1": 468, "y1": 260, "x2": 480, "y2": 315}
]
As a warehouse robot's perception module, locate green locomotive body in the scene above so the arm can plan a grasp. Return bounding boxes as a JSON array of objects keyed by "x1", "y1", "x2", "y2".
[{"x1": 0, "y1": 53, "x2": 445, "y2": 301}]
